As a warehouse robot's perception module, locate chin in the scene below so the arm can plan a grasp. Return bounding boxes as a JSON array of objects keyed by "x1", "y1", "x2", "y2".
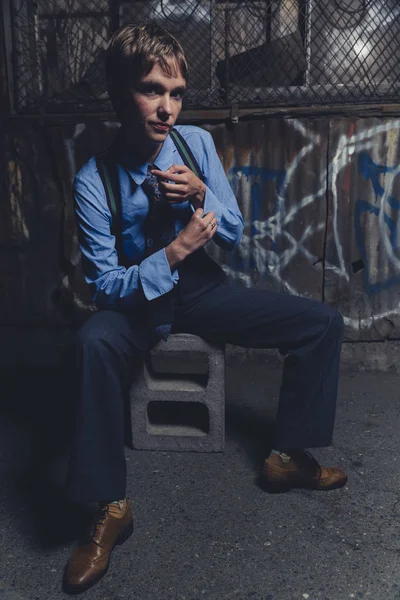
[{"x1": 148, "y1": 131, "x2": 169, "y2": 142}]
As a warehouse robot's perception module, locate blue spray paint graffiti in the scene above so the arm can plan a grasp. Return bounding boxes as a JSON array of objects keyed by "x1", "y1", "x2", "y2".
[
  {"x1": 229, "y1": 165, "x2": 286, "y2": 191},
  {"x1": 358, "y1": 152, "x2": 395, "y2": 198},
  {"x1": 228, "y1": 166, "x2": 286, "y2": 277},
  {"x1": 355, "y1": 153, "x2": 400, "y2": 294}
]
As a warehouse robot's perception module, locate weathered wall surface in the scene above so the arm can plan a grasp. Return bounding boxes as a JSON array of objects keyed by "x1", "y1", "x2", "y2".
[
  {"x1": 208, "y1": 116, "x2": 400, "y2": 342},
  {"x1": 1, "y1": 115, "x2": 400, "y2": 345},
  {"x1": 325, "y1": 118, "x2": 400, "y2": 340}
]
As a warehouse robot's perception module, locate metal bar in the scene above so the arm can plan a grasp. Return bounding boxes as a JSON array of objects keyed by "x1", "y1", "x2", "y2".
[
  {"x1": 304, "y1": 0, "x2": 313, "y2": 87},
  {"x1": 33, "y1": 3, "x2": 42, "y2": 97},
  {"x1": 10, "y1": 0, "x2": 24, "y2": 113},
  {"x1": 321, "y1": 114, "x2": 330, "y2": 303},
  {"x1": 108, "y1": 0, "x2": 120, "y2": 35},
  {"x1": 210, "y1": 0, "x2": 215, "y2": 101},
  {"x1": 224, "y1": 7, "x2": 231, "y2": 105},
  {"x1": 38, "y1": 12, "x2": 112, "y2": 19},
  {"x1": 5, "y1": 102, "x2": 400, "y2": 126},
  {"x1": 181, "y1": 103, "x2": 400, "y2": 119},
  {"x1": 0, "y1": 0, "x2": 14, "y2": 113}
]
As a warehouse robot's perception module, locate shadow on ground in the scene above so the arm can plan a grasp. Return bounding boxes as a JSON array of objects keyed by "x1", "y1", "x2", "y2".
[
  {"x1": 0, "y1": 367, "x2": 91, "y2": 547},
  {"x1": 0, "y1": 363, "x2": 275, "y2": 550},
  {"x1": 2, "y1": 364, "x2": 399, "y2": 600}
]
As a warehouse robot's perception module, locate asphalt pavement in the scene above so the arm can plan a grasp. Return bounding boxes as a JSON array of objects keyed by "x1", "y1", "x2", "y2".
[{"x1": 0, "y1": 357, "x2": 399, "y2": 600}]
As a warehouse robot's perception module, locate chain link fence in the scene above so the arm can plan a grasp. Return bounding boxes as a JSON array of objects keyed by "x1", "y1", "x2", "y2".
[{"x1": 6, "y1": 0, "x2": 400, "y2": 114}]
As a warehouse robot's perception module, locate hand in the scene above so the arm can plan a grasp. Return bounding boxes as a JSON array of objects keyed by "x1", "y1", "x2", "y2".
[
  {"x1": 151, "y1": 165, "x2": 206, "y2": 209},
  {"x1": 165, "y1": 209, "x2": 218, "y2": 268}
]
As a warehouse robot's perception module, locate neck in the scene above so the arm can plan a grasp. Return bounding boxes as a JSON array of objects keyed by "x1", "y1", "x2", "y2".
[{"x1": 117, "y1": 127, "x2": 163, "y2": 164}]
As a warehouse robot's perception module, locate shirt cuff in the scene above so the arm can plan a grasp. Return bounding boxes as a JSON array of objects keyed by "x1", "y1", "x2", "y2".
[
  {"x1": 190, "y1": 186, "x2": 223, "y2": 221},
  {"x1": 139, "y1": 248, "x2": 179, "y2": 301}
]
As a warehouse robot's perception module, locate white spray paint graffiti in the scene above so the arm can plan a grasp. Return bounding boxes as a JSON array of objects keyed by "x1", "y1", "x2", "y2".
[{"x1": 222, "y1": 118, "x2": 400, "y2": 332}]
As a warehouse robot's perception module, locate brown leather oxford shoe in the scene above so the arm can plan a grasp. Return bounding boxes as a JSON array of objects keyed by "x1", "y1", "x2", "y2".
[
  {"x1": 63, "y1": 499, "x2": 133, "y2": 595},
  {"x1": 258, "y1": 450, "x2": 347, "y2": 493}
]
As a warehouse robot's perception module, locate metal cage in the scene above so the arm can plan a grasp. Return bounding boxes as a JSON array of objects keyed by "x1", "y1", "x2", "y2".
[{"x1": 4, "y1": 0, "x2": 400, "y2": 114}]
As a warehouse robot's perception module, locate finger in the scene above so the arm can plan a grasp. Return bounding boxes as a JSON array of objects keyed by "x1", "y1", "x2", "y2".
[
  {"x1": 150, "y1": 165, "x2": 189, "y2": 175},
  {"x1": 202, "y1": 220, "x2": 218, "y2": 243},
  {"x1": 150, "y1": 169, "x2": 171, "y2": 180},
  {"x1": 164, "y1": 164, "x2": 190, "y2": 174},
  {"x1": 159, "y1": 182, "x2": 186, "y2": 193},
  {"x1": 157, "y1": 173, "x2": 188, "y2": 185},
  {"x1": 209, "y1": 222, "x2": 218, "y2": 238},
  {"x1": 202, "y1": 211, "x2": 215, "y2": 225},
  {"x1": 165, "y1": 194, "x2": 188, "y2": 202},
  {"x1": 192, "y1": 208, "x2": 210, "y2": 226},
  {"x1": 208, "y1": 219, "x2": 218, "y2": 232},
  {"x1": 165, "y1": 193, "x2": 186, "y2": 199},
  {"x1": 151, "y1": 169, "x2": 175, "y2": 181},
  {"x1": 197, "y1": 213, "x2": 215, "y2": 233},
  {"x1": 193, "y1": 208, "x2": 205, "y2": 218}
]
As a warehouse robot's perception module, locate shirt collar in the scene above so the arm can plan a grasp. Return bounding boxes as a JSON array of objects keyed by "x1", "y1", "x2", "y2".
[{"x1": 112, "y1": 132, "x2": 175, "y2": 186}]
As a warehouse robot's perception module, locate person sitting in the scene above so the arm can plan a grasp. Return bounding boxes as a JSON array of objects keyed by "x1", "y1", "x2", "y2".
[{"x1": 63, "y1": 23, "x2": 347, "y2": 595}]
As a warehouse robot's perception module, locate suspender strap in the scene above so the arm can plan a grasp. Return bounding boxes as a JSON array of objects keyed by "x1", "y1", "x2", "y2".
[
  {"x1": 96, "y1": 154, "x2": 128, "y2": 267},
  {"x1": 95, "y1": 130, "x2": 205, "y2": 266},
  {"x1": 169, "y1": 128, "x2": 205, "y2": 182}
]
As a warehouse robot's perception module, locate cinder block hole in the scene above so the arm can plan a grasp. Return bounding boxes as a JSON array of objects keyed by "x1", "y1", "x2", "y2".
[
  {"x1": 147, "y1": 401, "x2": 210, "y2": 437},
  {"x1": 149, "y1": 352, "x2": 209, "y2": 375},
  {"x1": 146, "y1": 360, "x2": 208, "y2": 388}
]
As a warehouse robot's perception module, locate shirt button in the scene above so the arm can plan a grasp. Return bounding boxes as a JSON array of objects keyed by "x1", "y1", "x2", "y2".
[{"x1": 147, "y1": 238, "x2": 153, "y2": 248}]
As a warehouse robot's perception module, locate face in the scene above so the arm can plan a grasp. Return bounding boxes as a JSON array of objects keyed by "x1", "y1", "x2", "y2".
[{"x1": 121, "y1": 61, "x2": 186, "y2": 151}]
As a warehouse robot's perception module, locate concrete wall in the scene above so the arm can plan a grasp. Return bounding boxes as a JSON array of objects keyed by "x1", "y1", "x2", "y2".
[{"x1": 1, "y1": 115, "x2": 400, "y2": 367}]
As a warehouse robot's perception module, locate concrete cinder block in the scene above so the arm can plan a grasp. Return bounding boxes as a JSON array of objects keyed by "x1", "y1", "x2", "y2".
[{"x1": 130, "y1": 334, "x2": 225, "y2": 452}]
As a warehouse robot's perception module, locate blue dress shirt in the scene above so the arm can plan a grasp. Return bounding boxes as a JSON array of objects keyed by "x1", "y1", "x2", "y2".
[{"x1": 74, "y1": 125, "x2": 244, "y2": 310}]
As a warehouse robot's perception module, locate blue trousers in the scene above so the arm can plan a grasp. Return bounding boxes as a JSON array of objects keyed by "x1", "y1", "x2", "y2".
[{"x1": 66, "y1": 264, "x2": 343, "y2": 503}]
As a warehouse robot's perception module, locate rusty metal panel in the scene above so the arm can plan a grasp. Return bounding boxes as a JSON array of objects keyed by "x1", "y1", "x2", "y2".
[
  {"x1": 325, "y1": 117, "x2": 400, "y2": 341},
  {"x1": 20, "y1": 116, "x2": 329, "y2": 331},
  {"x1": 0, "y1": 124, "x2": 64, "y2": 325},
  {"x1": 204, "y1": 118, "x2": 328, "y2": 300},
  {"x1": 6, "y1": 113, "x2": 400, "y2": 342}
]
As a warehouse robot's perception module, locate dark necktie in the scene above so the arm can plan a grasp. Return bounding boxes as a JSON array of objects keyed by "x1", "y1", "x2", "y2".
[
  {"x1": 142, "y1": 165, "x2": 176, "y2": 255},
  {"x1": 142, "y1": 165, "x2": 176, "y2": 341}
]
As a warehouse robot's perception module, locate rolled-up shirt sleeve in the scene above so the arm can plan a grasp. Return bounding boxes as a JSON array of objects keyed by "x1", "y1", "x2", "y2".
[
  {"x1": 74, "y1": 174, "x2": 177, "y2": 309},
  {"x1": 196, "y1": 130, "x2": 244, "y2": 250}
]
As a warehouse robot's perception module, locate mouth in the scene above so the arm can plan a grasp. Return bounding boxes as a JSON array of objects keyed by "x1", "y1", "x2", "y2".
[{"x1": 151, "y1": 122, "x2": 170, "y2": 133}]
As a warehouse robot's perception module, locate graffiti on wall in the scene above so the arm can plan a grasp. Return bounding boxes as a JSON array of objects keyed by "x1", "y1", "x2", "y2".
[
  {"x1": 206, "y1": 117, "x2": 400, "y2": 338},
  {"x1": 355, "y1": 152, "x2": 400, "y2": 294},
  {"x1": 4, "y1": 116, "x2": 396, "y2": 338},
  {"x1": 223, "y1": 119, "x2": 327, "y2": 294}
]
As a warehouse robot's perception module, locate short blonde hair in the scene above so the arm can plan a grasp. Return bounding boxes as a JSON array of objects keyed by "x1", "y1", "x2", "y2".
[{"x1": 106, "y1": 24, "x2": 188, "y2": 112}]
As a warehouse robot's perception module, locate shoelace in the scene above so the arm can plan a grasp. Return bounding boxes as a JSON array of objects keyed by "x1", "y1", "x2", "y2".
[
  {"x1": 84, "y1": 505, "x2": 110, "y2": 547},
  {"x1": 292, "y1": 449, "x2": 322, "y2": 480}
]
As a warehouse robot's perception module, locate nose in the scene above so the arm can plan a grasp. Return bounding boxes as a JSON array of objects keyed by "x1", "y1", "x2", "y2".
[{"x1": 158, "y1": 93, "x2": 172, "y2": 117}]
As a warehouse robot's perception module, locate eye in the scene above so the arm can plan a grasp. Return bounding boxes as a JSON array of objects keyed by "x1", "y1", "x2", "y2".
[
  {"x1": 171, "y1": 89, "x2": 185, "y2": 100},
  {"x1": 145, "y1": 87, "x2": 159, "y2": 96},
  {"x1": 138, "y1": 83, "x2": 162, "y2": 96}
]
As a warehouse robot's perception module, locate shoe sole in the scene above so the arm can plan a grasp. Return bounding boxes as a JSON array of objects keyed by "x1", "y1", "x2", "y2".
[
  {"x1": 63, "y1": 520, "x2": 134, "y2": 595},
  {"x1": 257, "y1": 474, "x2": 348, "y2": 494}
]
